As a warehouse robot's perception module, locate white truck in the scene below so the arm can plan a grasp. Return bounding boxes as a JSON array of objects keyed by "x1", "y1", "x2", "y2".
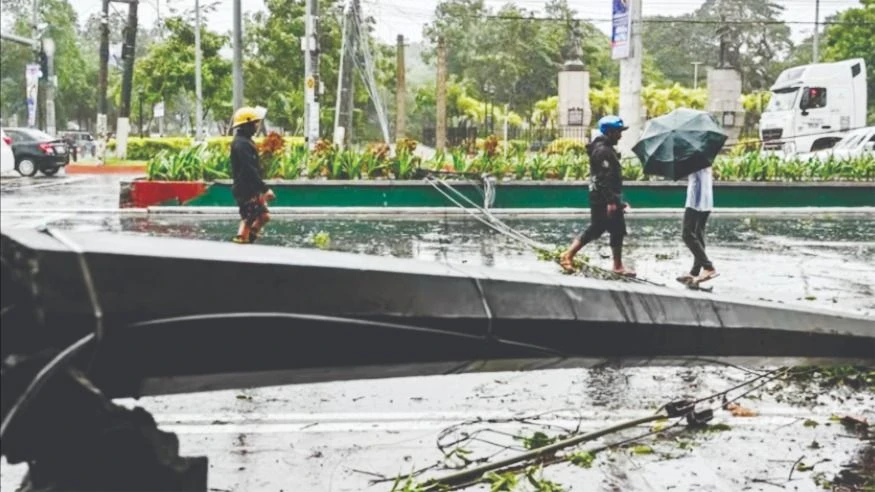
[{"x1": 759, "y1": 58, "x2": 867, "y2": 154}]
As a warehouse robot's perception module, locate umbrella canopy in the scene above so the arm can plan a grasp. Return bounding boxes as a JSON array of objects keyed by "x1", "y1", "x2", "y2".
[{"x1": 632, "y1": 108, "x2": 728, "y2": 180}]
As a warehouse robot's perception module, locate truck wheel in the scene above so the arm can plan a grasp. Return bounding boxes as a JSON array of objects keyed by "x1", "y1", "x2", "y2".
[
  {"x1": 41, "y1": 166, "x2": 60, "y2": 176},
  {"x1": 16, "y1": 159, "x2": 37, "y2": 177}
]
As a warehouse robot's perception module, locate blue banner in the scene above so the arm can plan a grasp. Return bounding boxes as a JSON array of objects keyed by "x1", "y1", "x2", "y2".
[{"x1": 612, "y1": 0, "x2": 631, "y2": 59}]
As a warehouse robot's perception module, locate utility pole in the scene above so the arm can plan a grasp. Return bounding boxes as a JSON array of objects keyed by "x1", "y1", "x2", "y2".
[
  {"x1": 812, "y1": 0, "x2": 820, "y2": 63},
  {"x1": 436, "y1": 35, "x2": 447, "y2": 151},
  {"x1": 618, "y1": 0, "x2": 643, "y2": 155},
  {"x1": 691, "y1": 61, "x2": 703, "y2": 89},
  {"x1": 232, "y1": 0, "x2": 243, "y2": 110},
  {"x1": 98, "y1": 0, "x2": 109, "y2": 138},
  {"x1": 333, "y1": 0, "x2": 356, "y2": 148},
  {"x1": 194, "y1": 0, "x2": 203, "y2": 140},
  {"x1": 395, "y1": 34, "x2": 406, "y2": 141},
  {"x1": 303, "y1": 0, "x2": 320, "y2": 149},
  {"x1": 117, "y1": 0, "x2": 138, "y2": 157},
  {"x1": 43, "y1": 38, "x2": 56, "y2": 136},
  {"x1": 138, "y1": 90, "x2": 144, "y2": 137}
]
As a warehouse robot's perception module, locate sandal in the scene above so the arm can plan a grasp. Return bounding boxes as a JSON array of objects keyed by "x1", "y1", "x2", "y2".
[
  {"x1": 613, "y1": 268, "x2": 637, "y2": 278},
  {"x1": 232, "y1": 235, "x2": 249, "y2": 244},
  {"x1": 559, "y1": 254, "x2": 576, "y2": 273},
  {"x1": 696, "y1": 270, "x2": 719, "y2": 284},
  {"x1": 676, "y1": 274, "x2": 695, "y2": 285}
]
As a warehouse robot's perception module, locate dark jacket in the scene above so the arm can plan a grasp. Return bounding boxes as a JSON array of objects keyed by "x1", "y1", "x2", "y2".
[
  {"x1": 230, "y1": 131, "x2": 268, "y2": 203},
  {"x1": 587, "y1": 136, "x2": 623, "y2": 206}
]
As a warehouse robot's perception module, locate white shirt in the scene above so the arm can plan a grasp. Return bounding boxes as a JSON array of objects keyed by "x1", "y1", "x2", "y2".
[{"x1": 685, "y1": 167, "x2": 714, "y2": 211}]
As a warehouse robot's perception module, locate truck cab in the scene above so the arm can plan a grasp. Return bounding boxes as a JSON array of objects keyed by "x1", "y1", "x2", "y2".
[{"x1": 759, "y1": 58, "x2": 867, "y2": 154}]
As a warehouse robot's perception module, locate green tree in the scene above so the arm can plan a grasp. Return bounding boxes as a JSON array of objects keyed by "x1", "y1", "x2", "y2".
[
  {"x1": 134, "y1": 16, "x2": 232, "y2": 133},
  {"x1": 242, "y1": 0, "x2": 393, "y2": 140},
  {"x1": 0, "y1": 0, "x2": 95, "y2": 130},
  {"x1": 820, "y1": 0, "x2": 875, "y2": 122},
  {"x1": 421, "y1": 0, "x2": 636, "y2": 120},
  {"x1": 644, "y1": 0, "x2": 793, "y2": 91}
]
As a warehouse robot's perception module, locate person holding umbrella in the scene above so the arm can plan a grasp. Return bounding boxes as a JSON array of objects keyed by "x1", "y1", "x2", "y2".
[
  {"x1": 678, "y1": 163, "x2": 718, "y2": 285},
  {"x1": 559, "y1": 115, "x2": 636, "y2": 277},
  {"x1": 631, "y1": 108, "x2": 727, "y2": 287}
]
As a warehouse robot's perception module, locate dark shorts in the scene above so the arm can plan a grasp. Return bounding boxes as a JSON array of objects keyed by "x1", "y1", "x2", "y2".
[
  {"x1": 577, "y1": 203, "x2": 627, "y2": 244},
  {"x1": 238, "y1": 197, "x2": 268, "y2": 226}
]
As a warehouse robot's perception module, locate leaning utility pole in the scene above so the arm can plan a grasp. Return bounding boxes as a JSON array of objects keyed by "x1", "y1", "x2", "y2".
[
  {"x1": 232, "y1": 0, "x2": 243, "y2": 109},
  {"x1": 303, "y1": 0, "x2": 320, "y2": 149},
  {"x1": 117, "y1": 0, "x2": 138, "y2": 157},
  {"x1": 98, "y1": 0, "x2": 110, "y2": 137},
  {"x1": 333, "y1": 0, "x2": 356, "y2": 147},
  {"x1": 395, "y1": 34, "x2": 406, "y2": 141},
  {"x1": 435, "y1": 36, "x2": 447, "y2": 151},
  {"x1": 194, "y1": 0, "x2": 203, "y2": 140}
]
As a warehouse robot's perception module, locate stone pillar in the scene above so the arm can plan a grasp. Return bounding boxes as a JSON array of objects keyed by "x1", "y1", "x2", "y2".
[
  {"x1": 707, "y1": 68, "x2": 745, "y2": 144},
  {"x1": 557, "y1": 30, "x2": 590, "y2": 142}
]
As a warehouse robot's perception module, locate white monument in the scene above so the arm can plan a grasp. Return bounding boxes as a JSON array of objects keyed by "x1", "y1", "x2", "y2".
[
  {"x1": 557, "y1": 29, "x2": 591, "y2": 142},
  {"x1": 707, "y1": 68, "x2": 745, "y2": 143}
]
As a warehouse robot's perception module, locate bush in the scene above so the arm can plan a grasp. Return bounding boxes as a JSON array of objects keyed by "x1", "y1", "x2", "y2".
[
  {"x1": 547, "y1": 138, "x2": 587, "y2": 155},
  {"x1": 112, "y1": 135, "x2": 306, "y2": 159}
]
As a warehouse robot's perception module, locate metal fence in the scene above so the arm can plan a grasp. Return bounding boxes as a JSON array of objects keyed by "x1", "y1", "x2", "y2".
[{"x1": 421, "y1": 124, "x2": 590, "y2": 150}]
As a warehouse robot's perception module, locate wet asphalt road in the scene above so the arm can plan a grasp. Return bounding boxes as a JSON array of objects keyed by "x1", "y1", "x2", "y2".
[{"x1": 1, "y1": 173, "x2": 873, "y2": 491}]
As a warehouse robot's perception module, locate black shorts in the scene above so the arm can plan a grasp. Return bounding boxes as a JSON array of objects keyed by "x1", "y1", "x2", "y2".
[
  {"x1": 577, "y1": 203, "x2": 627, "y2": 243},
  {"x1": 238, "y1": 197, "x2": 268, "y2": 226}
]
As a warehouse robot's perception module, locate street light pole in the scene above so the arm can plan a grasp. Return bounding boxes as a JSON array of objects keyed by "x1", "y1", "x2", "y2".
[
  {"x1": 43, "y1": 38, "x2": 56, "y2": 136},
  {"x1": 691, "y1": 61, "x2": 703, "y2": 89},
  {"x1": 194, "y1": 0, "x2": 203, "y2": 140},
  {"x1": 232, "y1": 0, "x2": 243, "y2": 110}
]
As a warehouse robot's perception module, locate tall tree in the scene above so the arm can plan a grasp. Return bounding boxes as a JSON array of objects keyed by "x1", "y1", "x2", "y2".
[
  {"x1": 643, "y1": 0, "x2": 792, "y2": 91},
  {"x1": 821, "y1": 0, "x2": 875, "y2": 122},
  {"x1": 133, "y1": 17, "x2": 232, "y2": 133},
  {"x1": 0, "y1": 0, "x2": 96, "y2": 130},
  {"x1": 422, "y1": 0, "x2": 634, "y2": 117}
]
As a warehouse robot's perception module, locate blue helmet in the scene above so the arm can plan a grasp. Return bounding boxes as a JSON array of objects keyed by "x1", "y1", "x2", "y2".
[{"x1": 598, "y1": 115, "x2": 629, "y2": 135}]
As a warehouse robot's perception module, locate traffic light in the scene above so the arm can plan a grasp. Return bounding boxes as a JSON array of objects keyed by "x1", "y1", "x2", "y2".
[{"x1": 38, "y1": 51, "x2": 48, "y2": 80}]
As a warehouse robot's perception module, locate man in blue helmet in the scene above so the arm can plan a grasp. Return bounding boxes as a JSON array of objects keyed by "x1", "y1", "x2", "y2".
[{"x1": 560, "y1": 115, "x2": 636, "y2": 276}]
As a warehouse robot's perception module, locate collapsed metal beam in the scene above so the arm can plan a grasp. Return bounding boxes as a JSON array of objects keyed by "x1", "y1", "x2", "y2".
[{"x1": 1, "y1": 227, "x2": 872, "y2": 399}]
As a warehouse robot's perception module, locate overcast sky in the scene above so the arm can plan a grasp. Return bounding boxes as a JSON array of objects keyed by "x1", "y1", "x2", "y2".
[{"x1": 59, "y1": 0, "x2": 860, "y2": 45}]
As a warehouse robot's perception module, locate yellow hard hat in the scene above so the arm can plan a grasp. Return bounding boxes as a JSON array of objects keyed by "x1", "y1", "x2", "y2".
[{"x1": 231, "y1": 106, "x2": 267, "y2": 128}]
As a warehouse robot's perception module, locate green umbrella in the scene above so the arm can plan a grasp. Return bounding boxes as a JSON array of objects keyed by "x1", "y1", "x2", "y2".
[{"x1": 632, "y1": 108, "x2": 728, "y2": 180}]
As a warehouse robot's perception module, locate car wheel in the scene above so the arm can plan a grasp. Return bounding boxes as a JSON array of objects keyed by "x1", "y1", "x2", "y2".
[
  {"x1": 41, "y1": 166, "x2": 60, "y2": 176},
  {"x1": 16, "y1": 159, "x2": 37, "y2": 177}
]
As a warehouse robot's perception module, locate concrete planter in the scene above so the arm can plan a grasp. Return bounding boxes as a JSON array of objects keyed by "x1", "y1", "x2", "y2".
[
  {"x1": 122, "y1": 178, "x2": 875, "y2": 209},
  {"x1": 122, "y1": 180, "x2": 208, "y2": 208}
]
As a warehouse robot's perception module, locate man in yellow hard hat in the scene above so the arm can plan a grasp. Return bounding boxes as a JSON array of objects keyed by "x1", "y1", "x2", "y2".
[{"x1": 230, "y1": 106, "x2": 274, "y2": 243}]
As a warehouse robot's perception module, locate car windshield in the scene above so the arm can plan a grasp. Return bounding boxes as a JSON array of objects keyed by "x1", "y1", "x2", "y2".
[
  {"x1": 765, "y1": 88, "x2": 798, "y2": 112},
  {"x1": 834, "y1": 132, "x2": 866, "y2": 150}
]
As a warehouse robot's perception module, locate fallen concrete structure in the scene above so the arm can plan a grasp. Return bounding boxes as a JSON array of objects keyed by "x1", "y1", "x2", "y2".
[{"x1": 1, "y1": 228, "x2": 872, "y2": 399}]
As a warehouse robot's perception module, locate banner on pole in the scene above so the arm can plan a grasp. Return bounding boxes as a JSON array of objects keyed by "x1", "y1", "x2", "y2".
[
  {"x1": 611, "y1": 0, "x2": 632, "y2": 60},
  {"x1": 25, "y1": 63, "x2": 41, "y2": 127}
]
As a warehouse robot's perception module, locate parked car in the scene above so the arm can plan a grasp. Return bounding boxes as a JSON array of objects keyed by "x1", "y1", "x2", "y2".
[
  {"x1": 1, "y1": 129, "x2": 15, "y2": 174},
  {"x1": 797, "y1": 126, "x2": 875, "y2": 162},
  {"x1": 59, "y1": 130, "x2": 96, "y2": 158},
  {"x1": 2, "y1": 127, "x2": 70, "y2": 176}
]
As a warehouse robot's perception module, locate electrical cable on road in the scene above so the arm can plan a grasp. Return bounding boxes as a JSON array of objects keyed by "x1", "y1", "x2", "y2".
[
  {"x1": 423, "y1": 174, "x2": 666, "y2": 286},
  {"x1": 415, "y1": 365, "x2": 798, "y2": 490}
]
